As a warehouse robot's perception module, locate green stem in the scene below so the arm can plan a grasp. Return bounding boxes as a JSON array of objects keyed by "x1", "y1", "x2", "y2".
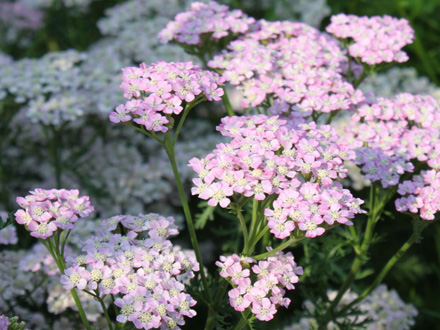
[
  {"x1": 42, "y1": 238, "x2": 92, "y2": 330},
  {"x1": 221, "y1": 87, "x2": 235, "y2": 116},
  {"x1": 172, "y1": 98, "x2": 206, "y2": 146},
  {"x1": 61, "y1": 229, "x2": 71, "y2": 257},
  {"x1": 234, "y1": 309, "x2": 252, "y2": 330},
  {"x1": 336, "y1": 220, "x2": 432, "y2": 317},
  {"x1": 353, "y1": 70, "x2": 369, "y2": 89},
  {"x1": 123, "y1": 122, "x2": 163, "y2": 143},
  {"x1": 254, "y1": 235, "x2": 305, "y2": 260},
  {"x1": 236, "y1": 205, "x2": 249, "y2": 253},
  {"x1": 320, "y1": 184, "x2": 380, "y2": 328},
  {"x1": 163, "y1": 134, "x2": 212, "y2": 306},
  {"x1": 244, "y1": 199, "x2": 259, "y2": 255},
  {"x1": 95, "y1": 290, "x2": 114, "y2": 330}
]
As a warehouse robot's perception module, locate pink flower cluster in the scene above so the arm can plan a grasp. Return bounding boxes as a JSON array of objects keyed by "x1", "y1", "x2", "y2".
[
  {"x1": 353, "y1": 93, "x2": 440, "y2": 127},
  {"x1": 158, "y1": 1, "x2": 255, "y2": 46},
  {"x1": 395, "y1": 170, "x2": 440, "y2": 220},
  {"x1": 110, "y1": 61, "x2": 224, "y2": 133},
  {"x1": 345, "y1": 93, "x2": 440, "y2": 188},
  {"x1": 62, "y1": 213, "x2": 199, "y2": 330},
  {"x1": 189, "y1": 115, "x2": 365, "y2": 239},
  {"x1": 326, "y1": 14, "x2": 414, "y2": 65},
  {"x1": 216, "y1": 251, "x2": 303, "y2": 321},
  {"x1": 14, "y1": 189, "x2": 93, "y2": 239},
  {"x1": 209, "y1": 20, "x2": 363, "y2": 118},
  {"x1": 345, "y1": 121, "x2": 414, "y2": 188}
]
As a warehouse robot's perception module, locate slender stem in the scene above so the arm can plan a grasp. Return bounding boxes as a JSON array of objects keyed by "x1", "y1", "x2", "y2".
[
  {"x1": 69, "y1": 288, "x2": 92, "y2": 330},
  {"x1": 336, "y1": 220, "x2": 432, "y2": 317},
  {"x1": 320, "y1": 184, "x2": 380, "y2": 328},
  {"x1": 234, "y1": 309, "x2": 252, "y2": 330},
  {"x1": 172, "y1": 98, "x2": 206, "y2": 146},
  {"x1": 221, "y1": 87, "x2": 235, "y2": 116},
  {"x1": 163, "y1": 134, "x2": 212, "y2": 305},
  {"x1": 236, "y1": 205, "x2": 249, "y2": 252},
  {"x1": 61, "y1": 229, "x2": 72, "y2": 257},
  {"x1": 254, "y1": 235, "x2": 305, "y2": 260},
  {"x1": 95, "y1": 290, "x2": 114, "y2": 330},
  {"x1": 123, "y1": 123, "x2": 163, "y2": 143},
  {"x1": 353, "y1": 70, "x2": 369, "y2": 89},
  {"x1": 43, "y1": 238, "x2": 92, "y2": 330},
  {"x1": 249, "y1": 225, "x2": 269, "y2": 249},
  {"x1": 244, "y1": 199, "x2": 259, "y2": 255}
]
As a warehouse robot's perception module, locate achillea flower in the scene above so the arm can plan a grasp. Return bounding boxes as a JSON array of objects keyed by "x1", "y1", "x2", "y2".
[
  {"x1": 209, "y1": 20, "x2": 364, "y2": 118},
  {"x1": 216, "y1": 250, "x2": 303, "y2": 321},
  {"x1": 189, "y1": 115, "x2": 365, "y2": 239},
  {"x1": 14, "y1": 189, "x2": 93, "y2": 239},
  {"x1": 64, "y1": 213, "x2": 199, "y2": 329},
  {"x1": 326, "y1": 14, "x2": 414, "y2": 65},
  {"x1": 158, "y1": 1, "x2": 255, "y2": 46},
  {"x1": 110, "y1": 61, "x2": 224, "y2": 133}
]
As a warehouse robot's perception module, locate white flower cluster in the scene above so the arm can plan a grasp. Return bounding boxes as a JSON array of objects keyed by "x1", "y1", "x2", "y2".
[
  {"x1": 97, "y1": 0, "x2": 200, "y2": 63},
  {"x1": 360, "y1": 67, "x2": 440, "y2": 101},
  {"x1": 286, "y1": 285, "x2": 418, "y2": 330},
  {"x1": 18, "y1": 0, "x2": 97, "y2": 11}
]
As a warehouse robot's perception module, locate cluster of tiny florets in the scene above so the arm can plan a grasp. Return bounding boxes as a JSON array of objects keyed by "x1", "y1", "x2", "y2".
[
  {"x1": 189, "y1": 115, "x2": 365, "y2": 239},
  {"x1": 111, "y1": 61, "x2": 224, "y2": 133},
  {"x1": 395, "y1": 170, "x2": 440, "y2": 220},
  {"x1": 343, "y1": 93, "x2": 440, "y2": 219},
  {"x1": 158, "y1": 1, "x2": 255, "y2": 46},
  {"x1": 62, "y1": 213, "x2": 199, "y2": 329},
  {"x1": 14, "y1": 189, "x2": 93, "y2": 239},
  {"x1": 209, "y1": 20, "x2": 364, "y2": 117},
  {"x1": 326, "y1": 14, "x2": 414, "y2": 65},
  {"x1": 216, "y1": 251, "x2": 303, "y2": 321}
]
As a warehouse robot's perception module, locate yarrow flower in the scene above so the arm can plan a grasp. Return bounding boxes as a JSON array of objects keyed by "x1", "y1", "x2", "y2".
[
  {"x1": 110, "y1": 61, "x2": 225, "y2": 133},
  {"x1": 342, "y1": 93, "x2": 440, "y2": 219},
  {"x1": 189, "y1": 115, "x2": 365, "y2": 239},
  {"x1": 14, "y1": 189, "x2": 93, "y2": 239},
  {"x1": 63, "y1": 213, "x2": 199, "y2": 329},
  {"x1": 326, "y1": 14, "x2": 415, "y2": 65},
  {"x1": 216, "y1": 250, "x2": 303, "y2": 321},
  {"x1": 158, "y1": 1, "x2": 255, "y2": 46},
  {"x1": 208, "y1": 20, "x2": 364, "y2": 119}
]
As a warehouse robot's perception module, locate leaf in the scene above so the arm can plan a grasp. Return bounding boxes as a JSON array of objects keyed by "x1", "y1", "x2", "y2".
[
  {"x1": 355, "y1": 268, "x2": 375, "y2": 280},
  {"x1": 194, "y1": 202, "x2": 215, "y2": 230},
  {"x1": 0, "y1": 211, "x2": 14, "y2": 230}
]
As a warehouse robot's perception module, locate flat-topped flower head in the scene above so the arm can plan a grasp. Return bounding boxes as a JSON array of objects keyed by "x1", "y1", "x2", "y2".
[
  {"x1": 209, "y1": 20, "x2": 364, "y2": 118},
  {"x1": 326, "y1": 14, "x2": 414, "y2": 65},
  {"x1": 217, "y1": 250, "x2": 303, "y2": 321},
  {"x1": 343, "y1": 93, "x2": 440, "y2": 188},
  {"x1": 190, "y1": 115, "x2": 365, "y2": 239},
  {"x1": 14, "y1": 189, "x2": 93, "y2": 239},
  {"x1": 158, "y1": 1, "x2": 255, "y2": 47},
  {"x1": 111, "y1": 61, "x2": 224, "y2": 133},
  {"x1": 64, "y1": 213, "x2": 198, "y2": 329}
]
